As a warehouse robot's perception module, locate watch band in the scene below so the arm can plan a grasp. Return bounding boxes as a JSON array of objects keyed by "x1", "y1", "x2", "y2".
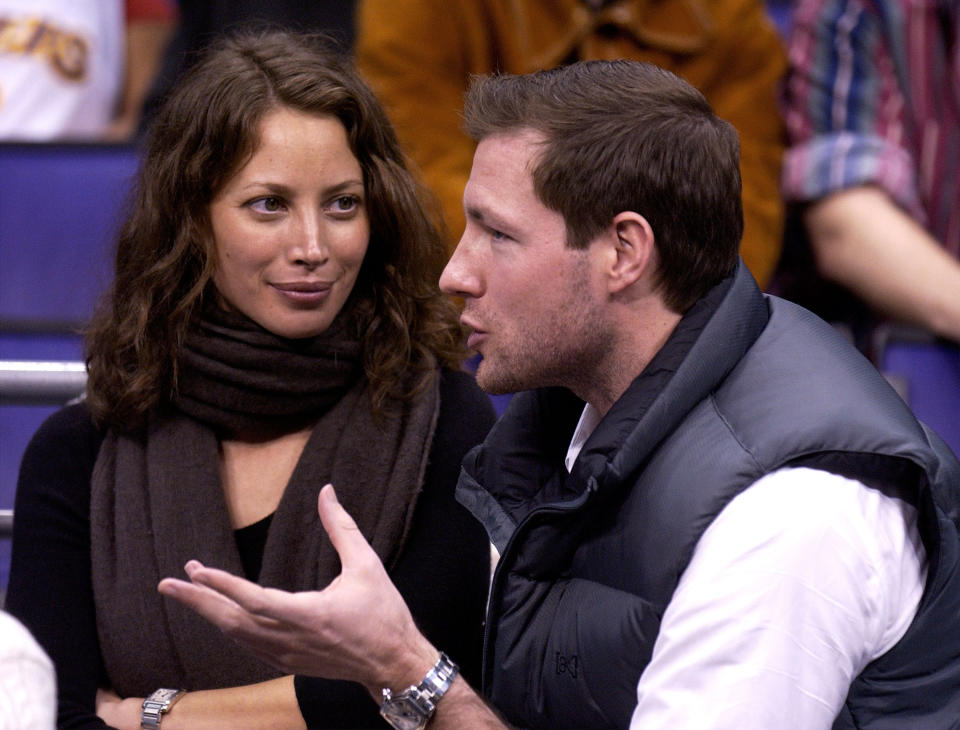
[
  {"x1": 141, "y1": 688, "x2": 185, "y2": 729},
  {"x1": 418, "y1": 652, "x2": 458, "y2": 703},
  {"x1": 380, "y1": 652, "x2": 459, "y2": 730}
]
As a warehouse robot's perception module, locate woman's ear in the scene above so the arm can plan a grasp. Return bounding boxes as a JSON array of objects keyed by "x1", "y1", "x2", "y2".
[{"x1": 606, "y1": 211, "x2": 655, "y2": 294}]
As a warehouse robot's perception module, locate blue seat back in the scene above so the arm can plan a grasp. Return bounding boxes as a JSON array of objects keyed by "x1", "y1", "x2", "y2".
[{"x1": 0, "y1": 142, "x2": 139, "y2": 592}]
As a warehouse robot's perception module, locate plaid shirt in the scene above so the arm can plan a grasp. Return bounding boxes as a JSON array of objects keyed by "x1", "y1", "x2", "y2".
[{"x1": 782, "y1": 0, "x2": 960, "y2": 257}]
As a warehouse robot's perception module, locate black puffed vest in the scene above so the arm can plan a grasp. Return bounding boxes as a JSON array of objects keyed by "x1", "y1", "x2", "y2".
[{"x1": 457, "y1": 262, "x2": 960, "y2": 729}]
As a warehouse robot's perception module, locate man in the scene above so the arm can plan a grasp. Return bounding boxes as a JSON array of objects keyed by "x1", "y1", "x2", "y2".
[{"x1": 159, "y1": 61, "x2": 960, "y2": 728}]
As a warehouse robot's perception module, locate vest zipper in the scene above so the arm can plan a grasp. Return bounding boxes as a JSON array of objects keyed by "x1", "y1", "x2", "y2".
[{"x1": 481, "y1": 475, "x2": 600, "y2": 691}]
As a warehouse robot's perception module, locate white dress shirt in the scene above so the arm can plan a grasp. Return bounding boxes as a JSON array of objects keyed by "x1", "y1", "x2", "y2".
[{"x1": 565, "y1": 404, "x2": 927, "y2": 729}]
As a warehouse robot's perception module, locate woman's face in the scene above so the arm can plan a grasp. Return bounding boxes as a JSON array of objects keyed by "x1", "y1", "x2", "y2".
[{"x1": 209, "y1": 107, "x2": 369, "y2": 339}]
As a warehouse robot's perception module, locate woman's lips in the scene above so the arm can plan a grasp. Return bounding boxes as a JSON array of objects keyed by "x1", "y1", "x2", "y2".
[{"x1": 271, "y1": 281, "x2": 332, "y2": 304}]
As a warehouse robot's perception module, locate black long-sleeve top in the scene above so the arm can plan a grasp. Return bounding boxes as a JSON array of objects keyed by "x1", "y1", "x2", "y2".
[{"x1": 6, "y1": 369, "x2": 495, "y2": 729}]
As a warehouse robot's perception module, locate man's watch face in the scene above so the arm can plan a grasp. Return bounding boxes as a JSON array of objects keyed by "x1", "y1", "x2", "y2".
[{"x1": 381, "y1": 695, "x2": 429, "y2": 730}]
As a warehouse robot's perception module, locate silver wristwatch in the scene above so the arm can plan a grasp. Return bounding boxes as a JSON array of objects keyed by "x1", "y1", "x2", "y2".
[
  {"x1": 141, "y1": 688, "x2": 185, "y2": 729},
  {"x1": 380, "y1": 652, "x2": 459, "y2": 730}
]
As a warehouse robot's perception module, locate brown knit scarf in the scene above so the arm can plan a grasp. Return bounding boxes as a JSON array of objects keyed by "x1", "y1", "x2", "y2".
[{"x1": 90, "y1": 304, "x2": 440, "y2": 696}]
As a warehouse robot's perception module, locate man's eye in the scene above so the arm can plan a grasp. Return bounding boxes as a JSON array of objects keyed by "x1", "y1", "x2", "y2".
[
  {"x1": 491, "y1": 228, "x2": 508, "y2": 241},
  {"x1": 251, "y1": 196, "x2": 283, "y2": 213}
]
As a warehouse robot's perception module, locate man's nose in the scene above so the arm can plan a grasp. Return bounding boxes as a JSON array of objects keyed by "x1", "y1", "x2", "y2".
[{"x1": 440, "y1": 232, "x2": 484, "y2": 298}]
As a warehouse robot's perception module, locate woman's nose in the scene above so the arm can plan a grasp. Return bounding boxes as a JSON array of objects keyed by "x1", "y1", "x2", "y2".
[{"x1": 291, "y1": 214, "x2": 328, "y2": 267}]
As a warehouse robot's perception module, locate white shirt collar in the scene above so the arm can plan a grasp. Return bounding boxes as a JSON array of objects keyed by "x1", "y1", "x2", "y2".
[{"x1": 564, "y1": 403, "x2": 603, "y2": 473}]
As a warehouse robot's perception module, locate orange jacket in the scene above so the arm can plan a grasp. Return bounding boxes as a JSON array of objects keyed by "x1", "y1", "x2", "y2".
[{"x1": 357, "y1": 0, "x2": 787, "y2": 286}]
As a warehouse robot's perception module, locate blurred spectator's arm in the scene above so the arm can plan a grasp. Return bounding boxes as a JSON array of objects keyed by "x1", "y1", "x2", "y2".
[
  {"x1": 104, "y1": 0, "x2": 176, "y2": 141},
  {"x1": 783, "y1": 0, "x2": 960, "y2": 341},
  {"x1": 805, "y1": 186, "x2": 960, "y2": 343}
]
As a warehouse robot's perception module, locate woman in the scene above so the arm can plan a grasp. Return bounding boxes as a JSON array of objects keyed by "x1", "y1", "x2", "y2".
[{"x1": 5, "y1": 31, "x2": 494, "y2": 729}]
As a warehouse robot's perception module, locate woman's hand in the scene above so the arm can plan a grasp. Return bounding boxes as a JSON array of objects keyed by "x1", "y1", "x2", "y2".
[{"x1": 96, "y1": 688, "x2": 142, "y2": 730}]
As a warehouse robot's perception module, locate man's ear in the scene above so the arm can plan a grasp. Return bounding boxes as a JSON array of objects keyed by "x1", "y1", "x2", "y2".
[{"x1": 605, "y1": 211, "x2": 655, "y2": 294}]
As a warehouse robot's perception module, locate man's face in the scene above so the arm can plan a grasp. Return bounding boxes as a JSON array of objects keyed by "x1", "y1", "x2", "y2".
[{"x1": 439, "y1": 131, "x2": 611, "y2": 395}]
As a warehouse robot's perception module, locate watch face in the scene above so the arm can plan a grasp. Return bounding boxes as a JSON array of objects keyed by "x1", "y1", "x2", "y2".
[
  {"x1": 149, "y1": 688, "x2": 181, "y2": 704},
  {"x1": 380, "y1": 696, "x2": 429, "y2": 730}
]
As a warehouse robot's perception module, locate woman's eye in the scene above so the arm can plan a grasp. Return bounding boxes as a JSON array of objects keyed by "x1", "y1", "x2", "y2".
[
  {"x1": 332, "y1": 195, "x2": 359, "y2": 212},
  {"x1": 250, "y1": 196, "x2": 283, "y2": 213}
]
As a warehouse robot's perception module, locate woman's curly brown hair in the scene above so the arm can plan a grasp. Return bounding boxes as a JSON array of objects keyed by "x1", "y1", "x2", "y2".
[{"x1": 85, "y1": 30, "x2": 464, "y2": 430}]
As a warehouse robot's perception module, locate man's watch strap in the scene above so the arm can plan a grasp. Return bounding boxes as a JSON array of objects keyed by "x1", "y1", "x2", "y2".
[
  {"x1": 141, "y1": 688, "x2": 185, "y2": 729},
  {"x1": 380, "y1": 652, "x2": 459, "y2": 730}
]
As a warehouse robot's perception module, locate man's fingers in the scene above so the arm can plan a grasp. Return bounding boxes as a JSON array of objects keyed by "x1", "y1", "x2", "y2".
[
  {"x1": 317, "y1": 484, "x2": 380, "y2": 569},
  {"x1": 178, "y1": 561, "x2": 292, "y2": 619},
  {"x1": 160, "y1": 573, "x2": 289, "y2": 633},
  {"x1": 158, "y1": 575, "x2": 245, "y2": 623},
  {"x1": 159, "y1": 576, "x2": 297, "y2": 670},
  {"x1": 161, "y1": 563, "x2": 274, "y2": 619}
]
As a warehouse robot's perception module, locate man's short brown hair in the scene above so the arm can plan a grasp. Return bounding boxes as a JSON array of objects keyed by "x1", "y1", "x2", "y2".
[{"x1": 463, "y1": 60, "x2": 743, "y2": 313}]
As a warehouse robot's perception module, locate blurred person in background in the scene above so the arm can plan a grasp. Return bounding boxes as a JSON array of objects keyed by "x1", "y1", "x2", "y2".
[
  {"x1": 781, "y1": 0, "x2": 960, "y2": 345},
  {"x1": 0, "y1": 0, "x2": 174, "y2": 141},
  {"x1": 356, "y1": 0, "x2": 788, "y2": 287},
  {"x1": 0, "y1": 609, "x2": 55, "y2": 730}
]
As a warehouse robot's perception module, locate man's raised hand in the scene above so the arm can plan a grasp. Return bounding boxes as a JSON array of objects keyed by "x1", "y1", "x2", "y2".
[{"x1": 157, "y1": 484, "x2": 439, "y2": 696}]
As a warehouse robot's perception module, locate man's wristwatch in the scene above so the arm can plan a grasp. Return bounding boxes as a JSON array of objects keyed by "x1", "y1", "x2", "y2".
[
  {"x1": 380, "y1": 652, "x2": 459, "y2": 730},
  {"x1": 141, "y1": 688, "x2": 185, "y2": 729}
]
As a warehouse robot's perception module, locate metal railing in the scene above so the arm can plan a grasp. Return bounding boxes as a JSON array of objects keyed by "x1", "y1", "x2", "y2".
[
  {"x1": 0, "y1": 360, "x2": 87, "y2": 404},
  {"x1": 1, "y1": 361, "x2": 87, "y2": 538}
]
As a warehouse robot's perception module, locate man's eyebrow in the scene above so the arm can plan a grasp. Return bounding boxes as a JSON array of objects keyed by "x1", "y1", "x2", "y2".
[{"x1": 465, "y1": 204, "x2": 512, "y2": 232}]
